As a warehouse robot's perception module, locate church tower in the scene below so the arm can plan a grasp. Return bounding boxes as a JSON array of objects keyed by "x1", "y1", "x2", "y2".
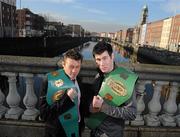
[
  {"x1": 140, "y1": 5, "x2": 148, "y2": 25},
  {"x1": 133, "y1": 5, "x2": 148, "y2": 45}
]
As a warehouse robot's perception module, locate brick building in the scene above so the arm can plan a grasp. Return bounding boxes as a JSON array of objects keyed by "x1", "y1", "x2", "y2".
[
  {"x1": 0, "y1": 0, "x2": 16, "y2": 37},
  {"x1": 16, "y1": 8, "x2": 45, "y2": 37}
]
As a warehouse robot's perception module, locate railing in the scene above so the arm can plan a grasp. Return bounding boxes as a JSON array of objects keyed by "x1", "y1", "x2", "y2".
[{"x1": 0, "y1": 55, "x2": 180, "y2": 137}]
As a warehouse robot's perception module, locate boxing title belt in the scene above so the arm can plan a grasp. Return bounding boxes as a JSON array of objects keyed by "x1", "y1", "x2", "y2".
[
  {"x1": 86, "y1": 67, "x2": 138, "y2": 129},
  {"x1": 46, "y1": 69, "x2": 79, "y2": 137}
]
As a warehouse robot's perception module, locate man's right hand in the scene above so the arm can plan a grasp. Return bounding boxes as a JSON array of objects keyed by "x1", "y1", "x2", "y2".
[
  {"x1": 92, "y1": 95, "x2": 104, "y2": 109},
  {"x1": 67, "y1": 88, "x2": 78, "y2": 101}
]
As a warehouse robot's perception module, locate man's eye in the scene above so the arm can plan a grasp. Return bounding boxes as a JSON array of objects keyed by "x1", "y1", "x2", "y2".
[
  {"x1": 69, "y1": 66, "x2": 74, "y2": 69},
  {"x1": 103, "y1": 57, "x2": 107, "y2": 60}
]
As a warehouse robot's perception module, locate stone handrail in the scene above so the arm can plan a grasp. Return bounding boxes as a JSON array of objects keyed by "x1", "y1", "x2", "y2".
[
  {"x1": 0, "y1": 55, "x2": 180, "y2": 80},
  {"x1": 0, "y1": 55, "x2": 180, "y2": 137}
]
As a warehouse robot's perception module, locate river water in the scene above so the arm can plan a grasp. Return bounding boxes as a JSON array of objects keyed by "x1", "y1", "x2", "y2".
[{"x1": 80, "y1": 42, "x2": 130, "y2": 63}]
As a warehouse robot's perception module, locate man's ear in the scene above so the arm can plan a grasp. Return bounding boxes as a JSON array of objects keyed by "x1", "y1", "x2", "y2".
[
  {"x1": 62, "y1": 61, "x2": 65, "y2": 67},
  {"x1": 111, "y1": 53, "x2": 114, "y2": 60}
]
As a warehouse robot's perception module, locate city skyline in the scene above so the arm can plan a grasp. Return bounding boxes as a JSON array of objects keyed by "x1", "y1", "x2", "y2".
[{"x1": 18, "y1": 0, "x2": 180, "y2": 32}]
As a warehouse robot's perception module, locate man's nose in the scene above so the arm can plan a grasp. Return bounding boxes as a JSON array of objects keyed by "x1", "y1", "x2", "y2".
[
  {"x1": 72, "y1": 68, "x2": 77, "y2": 73},
  {"x1": 100, "y1": 60, "x2": 105, "y2": 66}
]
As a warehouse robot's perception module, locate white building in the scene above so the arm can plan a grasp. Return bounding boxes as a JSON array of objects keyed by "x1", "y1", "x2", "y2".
[
  {"x1": 159, "y1": 18, "x2": 172, "y2": 49},
  {"x1": 140, "y1": 24, "x2": 147, "y2": 45}
]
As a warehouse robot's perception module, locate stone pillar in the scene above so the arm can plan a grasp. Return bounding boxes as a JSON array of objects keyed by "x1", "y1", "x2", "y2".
[
  {"x1": 20, "y1": 73, "x2": 39, "y2": 120},
  {"x1": 131, "y1": 80, "x2": 147, "y2": 126},
  {"x1": 2, "y1": 72, "x2": 23, "y2": 119},
  {"x1": 125, "y1": 120, "x2": 130, "y2": 125},
  {"x1": 0, "y1": 88, "x2": 8, "y2": 119},
  {"x1": 144, "y1": 81, "x2": 164, "y2": 126},
  {"x1": 36, "y1": 74, "x2": 47, "y2": 97},
  {"x1": 160, "y1": 82, "x2": 178, "y2": 127},
  {"x1": 175, "y1": 103, "x2": 180, "y2": 127}
]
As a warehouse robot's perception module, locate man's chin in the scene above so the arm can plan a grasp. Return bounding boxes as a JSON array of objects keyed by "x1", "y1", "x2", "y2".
[
  {"x1": 101, "y1": 69, "x2": 107, "y2": 73},
  {"x1": 70, "y1": 76, "x2": 76, "y2": 80}
]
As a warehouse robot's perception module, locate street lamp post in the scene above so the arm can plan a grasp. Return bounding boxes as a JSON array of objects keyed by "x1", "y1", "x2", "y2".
[
  {"x1": 72, "y1": 24, "x2": 74, "y2": 37},
  {"x1": 79, "y1": 26, "x2": 81, "y2": 37}
]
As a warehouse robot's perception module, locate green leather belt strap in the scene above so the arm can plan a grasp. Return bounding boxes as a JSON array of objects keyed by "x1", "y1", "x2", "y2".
[
  {"x1": 86, "y1": 67, "x2": 138, "y2": 129},
  {"x1": 46, "y1": 69, "x2": 79, "y2": 137}
]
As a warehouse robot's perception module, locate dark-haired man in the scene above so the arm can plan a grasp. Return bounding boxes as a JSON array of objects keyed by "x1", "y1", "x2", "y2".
[
  {"x1": 39, "y1": 49, "x2": 85, "y2": 137},
  {"x1": 88, "y1": 42, "x2": 138, "y2": 137}
]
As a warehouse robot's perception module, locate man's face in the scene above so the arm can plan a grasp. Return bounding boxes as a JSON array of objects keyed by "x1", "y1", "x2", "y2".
[
  {"x1": 94, "y1": 51, "x2": 114, "y2": 73},
  {"x1": 62, "y1": 58, "x2": 81, "y2": 80}
]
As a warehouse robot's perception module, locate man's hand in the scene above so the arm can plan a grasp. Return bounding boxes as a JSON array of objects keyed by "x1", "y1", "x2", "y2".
[
  {"x1": 89, "y1": 104, "x2": 101, "y2": 113},
  {"x1": 67, "y1": 88, "x2": 77, "y2": 101},
  {"x1": 92, "y1": 95, "x2": 104, "y2": 109}
]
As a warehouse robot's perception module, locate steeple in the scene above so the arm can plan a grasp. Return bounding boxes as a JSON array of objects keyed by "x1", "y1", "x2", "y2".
[{"x1": 140, "y1": 4, "x2": 148, "y2": 25}]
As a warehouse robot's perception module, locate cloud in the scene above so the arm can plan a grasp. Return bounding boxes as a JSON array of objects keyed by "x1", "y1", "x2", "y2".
[
  {"x1": 161, "y1": 0, "x2": 180, "y2": 14},
  {"x1": 87, "y1": 9, "x2": 106, "y2": 15},
  {"x1": 38, "y1": 11, "x2": 69, "y2": 22},
  {"x1": 73, "y1": 5, "x2": 107, "y2": 15},
  {"x1": 138, "y1": 0, "x2": 166, "y2": 1},
  {"x1": 49, "y1": 0, "x2": 75, "y2": 3},
  {"x1": 77, "y1": 20, "x2": 130, "y2": 32},
  {"x1": 24, "y1": 0, "x2": 76, "y2": 3},
  {"x1": 36, "y1": 10, "x2": 126, "y2": 32},
  {"x1": 38, "y1": 11, "x2": 128, "y2": 32}
]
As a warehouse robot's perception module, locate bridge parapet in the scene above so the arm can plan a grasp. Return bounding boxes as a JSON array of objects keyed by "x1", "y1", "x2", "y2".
[{"x1": 0, "y1": 55, "x2": 179, "y2": 137}]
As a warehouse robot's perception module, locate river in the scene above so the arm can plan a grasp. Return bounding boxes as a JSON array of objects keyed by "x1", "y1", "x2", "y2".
[{"x1": 80, "y1": 42, "x2": 130, "y2": 63}]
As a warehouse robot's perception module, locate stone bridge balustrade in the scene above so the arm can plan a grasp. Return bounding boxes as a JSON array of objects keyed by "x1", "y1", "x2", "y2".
[
  {"x1": 131, "y1": 80, "x2": 147, "y2": 126},
  {"x1": 144, "y1": 81, "x2": 167, "y2": 126},
  {"x1": 2, "y1": 72, "x2": 23, "y2": 119},
  {"x1": 175, "y1": 103, "x2": 180, "y2": 126},
  {"x1": 160, "y1": 82, "x2": 178, "y2": 127},
  {"x1": 20, "y1": 73, "x2": 39, "y2": 120},
  {"x1": 0, "y1": 55, "x2": 179, "y2": 137},
  {"x1": 0, "y1": 85, "x2": 7, "y2": 119}
]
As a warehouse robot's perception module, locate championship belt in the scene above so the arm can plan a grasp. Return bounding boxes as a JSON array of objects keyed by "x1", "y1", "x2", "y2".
[
  {"x1": 46, "y1": 69, "x2": 79, "y2": 137},
  {"x1": 86, "y1": 67, "x2": 138, "y2": 129}
]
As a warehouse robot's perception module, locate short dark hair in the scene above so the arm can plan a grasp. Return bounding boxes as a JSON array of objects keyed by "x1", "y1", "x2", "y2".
[
  {"x1": 92, "y1": 41, "x2": 113, "y2": 57},
  {"x1": 63, "y1": 49, "x2": 83, "y2": 62}
]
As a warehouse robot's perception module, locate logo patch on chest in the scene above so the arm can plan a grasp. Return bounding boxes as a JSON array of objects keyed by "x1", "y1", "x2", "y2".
[
  {"x1": 107, "y1": 78, "x2": 127, "y2": 96},
  {"x1": 54, "y1": 79, "x2": 64, "y2": 87}
]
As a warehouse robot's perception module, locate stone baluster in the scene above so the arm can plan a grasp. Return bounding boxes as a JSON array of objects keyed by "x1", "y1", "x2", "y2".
[
  {"x1": 36, "y1": 74, "x2": 47, "y2": 96},
  {"x1": 175, "y1": 103, "x2": 180, "y2": 127},
  {"x1": 0, "y1": 88, "x2": 8, "y2": 119},
  {"x1": 37, "y1": 74, "x2": 47, "y2": 121},
  {"x1": 160, "y1": 82, "x2": 178, "y2": 126},
  {"x1": 20, "y1": 73, "x2": 39, "y2": 120},
  {"x1": 2, "y1": 72, "x2": 23, "y2": 119},
  {"x1": 131, "y1": 80, "x2": 147, "y2": 126},
  {"x1": 144, "y1": 81, "x2": 164, "y2": 126},
  {"x1": 125, "y1": 80, "x2": 144, "y2": 126},
  {"x1": 125, "y1": 120, "x2": 130, "y2": 125}
]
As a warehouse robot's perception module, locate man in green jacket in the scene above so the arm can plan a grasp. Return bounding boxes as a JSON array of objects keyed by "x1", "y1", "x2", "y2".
[{"x1": 88, "y1": 41, "x2": 138, "y2": 137}]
